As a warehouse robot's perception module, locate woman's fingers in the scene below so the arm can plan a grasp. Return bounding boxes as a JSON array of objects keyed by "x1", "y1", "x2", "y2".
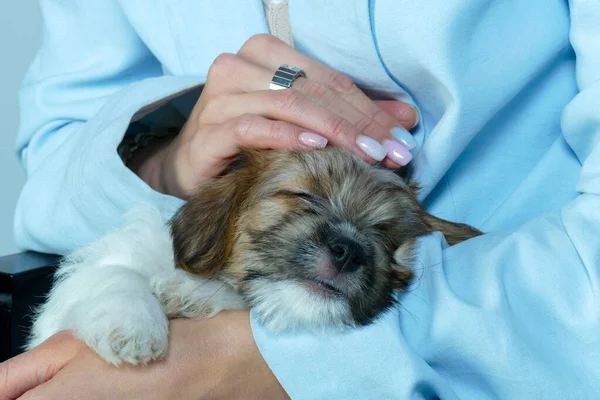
[
  {"x1": 237, "y1": 35, "x2": 418, "y2": 131},
  {"x1": 204, "y1": 55, "x2": 404, "y2": 149},
  {"x1": 206, "y1": 48, "x2": 416, "y2": 160},
  {"x1": 0, "y1": 331, "x2": 83, "y2": 400},
  {"x1": 174, "y1": 115, "x2": 329, "y2": 195},
  {"x1": 374, "y1": 100, "x2": 419, "y2": 132},
  {"x1": 291, "y1": 78, "x2": 415, "y2": 147},
  {"x1": 203, "y1": 53, "x2": 267, "y2": 96},
  {"x1": 200, "y1": 90, "x2": 393, "y2": 163},
  {"x1": 204, "y1": 114, "x2": 328, "y2": 156}
]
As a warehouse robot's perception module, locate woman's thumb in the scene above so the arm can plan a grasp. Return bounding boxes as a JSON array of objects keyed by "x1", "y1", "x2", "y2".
[{"x1": 0, "y1": 331, "x2": 83, "y2": 400}]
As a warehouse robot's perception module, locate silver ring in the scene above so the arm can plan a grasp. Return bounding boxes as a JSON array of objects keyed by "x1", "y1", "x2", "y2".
[{"x1": 269, "y1": 64, "x2": 306, "y2": 90}]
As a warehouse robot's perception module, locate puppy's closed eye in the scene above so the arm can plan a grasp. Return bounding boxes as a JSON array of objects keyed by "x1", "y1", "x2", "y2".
[{"x1": 274, "y1": 190, "x2": 321, "y2": 203}]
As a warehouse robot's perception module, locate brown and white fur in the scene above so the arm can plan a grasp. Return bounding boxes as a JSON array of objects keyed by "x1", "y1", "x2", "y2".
[{"x1": 27, "y1": 148, "x2": 481, "y2": 365}]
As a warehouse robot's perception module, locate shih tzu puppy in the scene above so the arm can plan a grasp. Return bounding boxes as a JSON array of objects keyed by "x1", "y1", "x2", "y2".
[{"x1": 27, "y1": 148, "x2": 481, "y2": 365}]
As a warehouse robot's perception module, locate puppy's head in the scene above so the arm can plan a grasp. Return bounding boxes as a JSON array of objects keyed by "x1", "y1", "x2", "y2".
[{"x1": 170, "y1": 148, "x2": 479, "y2": 331}]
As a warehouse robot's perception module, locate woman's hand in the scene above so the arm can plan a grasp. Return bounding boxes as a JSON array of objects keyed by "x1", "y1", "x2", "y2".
[
  {"x1": 0, "y1": 311, "x2": 288, "y2": 400},
  {"x1": 133, "y1": 34, "x2": 418, "y2": 199}
]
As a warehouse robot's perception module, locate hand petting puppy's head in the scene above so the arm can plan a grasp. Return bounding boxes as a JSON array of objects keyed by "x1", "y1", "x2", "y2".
[{"x1": 170, "y1": 148, "x2": 480, "y2": 331}]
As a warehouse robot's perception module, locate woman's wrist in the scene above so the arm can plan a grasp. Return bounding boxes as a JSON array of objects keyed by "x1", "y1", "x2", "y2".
[{"x1": 174, "y1": 311, "x2": 289, "y2": 400}]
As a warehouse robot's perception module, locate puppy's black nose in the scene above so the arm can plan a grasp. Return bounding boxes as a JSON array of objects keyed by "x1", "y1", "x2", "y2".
[{"x1": 328, "y1": 237, "x2": 366, "y2": 273}]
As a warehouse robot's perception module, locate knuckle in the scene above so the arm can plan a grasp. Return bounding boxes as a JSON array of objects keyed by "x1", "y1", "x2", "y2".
[
  {"x1": 49, "y1": 329, "x2": 76, "y2": 344},
  {"x1": 327, "y1": 70, "x2": 358, "y2": 93},
  {"x1": 301, "y1": 80, "x2": 335, "y2": 106},
  {"x1": 268, "y1": 121, "x2": 293, "y2": 143},
  {"x1": 273, "y1": 89, "x2": 304, "y2": 112},
  {"x1": 199, "y1": 95, "x2": 226, "y2": 122},
  {"x1": 371, "y1": 106, "x2": 393, "y2": 123},
  {"x1": 396, "y1": 105, "x2": 417, "y2": 122},
  {"x1": 32, "y1": 363, "x2": 56, "y2": 390},
  {"x1": 240, "y1": 34, "x2": 282, "y2": 56},
  {"x1": 233, "y1": 114, "x2": 256, "y2": 139},
  {"x1": 325, "y1": 114, "x2": 350, "y2": 139},
  {"x1": 208, "y1": 53, "x2": 238, "y2": 79},
  {"x1": 354, "y1": 115, "x2": 381, "y2": 135}
]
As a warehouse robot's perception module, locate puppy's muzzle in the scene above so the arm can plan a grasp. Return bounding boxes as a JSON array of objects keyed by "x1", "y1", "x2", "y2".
[{"x1": 327, "y1": 236, "x2": 366, "y2": 274}]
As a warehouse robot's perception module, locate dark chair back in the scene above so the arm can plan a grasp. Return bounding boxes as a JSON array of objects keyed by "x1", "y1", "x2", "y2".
[{"x1": 0, "y1": 252, "x2": 58, "y2": 361}]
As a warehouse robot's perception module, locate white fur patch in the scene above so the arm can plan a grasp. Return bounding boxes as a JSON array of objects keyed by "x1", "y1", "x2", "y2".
[
  {"x1": 248, "y1": 280, "x2": 354, "y2": 332},
  {"x1": 393, "y1": 239, "x2": 416, "y2": 267}
]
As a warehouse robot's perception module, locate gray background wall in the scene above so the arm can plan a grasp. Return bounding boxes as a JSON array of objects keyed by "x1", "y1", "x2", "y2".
[{"x1": 0, "y1": 3, "x2": 42, "y2": 256}]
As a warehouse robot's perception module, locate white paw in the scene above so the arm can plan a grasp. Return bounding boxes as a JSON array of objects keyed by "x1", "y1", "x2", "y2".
[
  {"x1": 151, "y1": 270, "x2": 247, "y2": 319},
  {"x1": 70, "y1": 292, "x2": 169, "y2": 365}
]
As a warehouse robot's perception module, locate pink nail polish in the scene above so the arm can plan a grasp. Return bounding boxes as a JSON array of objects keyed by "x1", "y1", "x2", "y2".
[
  {"x1": 384, "y1": 140, "x2": 413, "y2": 166},
  {"x1": 299, "y1": 132, "x2": 328, "y2": 148}
]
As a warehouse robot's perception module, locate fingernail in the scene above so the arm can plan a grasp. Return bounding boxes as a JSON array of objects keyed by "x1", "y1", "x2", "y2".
[
  {"x1": 299, "y1": 132, "x2": 328, "y2": 148},
  {"x1": 356, "y1": 135, "x2": 387, "y2": 161},
  {"x1": 384, "y1": 140, "x2": 413, "y2": 166},
  {"x1": 391, "y1": 127, "x2": 417, "y2": 150},
  {"x1": 408, "y1": 105, "x2": 420, "y2": 129}
]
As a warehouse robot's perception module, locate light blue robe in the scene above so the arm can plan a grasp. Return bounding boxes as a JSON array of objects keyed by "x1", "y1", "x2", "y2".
[{"x1": 14, "y1": 0, "x2": 600, "y2": 398}]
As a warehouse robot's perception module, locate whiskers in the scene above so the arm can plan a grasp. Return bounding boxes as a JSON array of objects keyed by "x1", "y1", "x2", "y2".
[
  {"x1": 196, "y1": 279, "x2": 229, "y2": 311},
  {"x1": 153, "y1": 268, "x2": 247, "y2": 320}
]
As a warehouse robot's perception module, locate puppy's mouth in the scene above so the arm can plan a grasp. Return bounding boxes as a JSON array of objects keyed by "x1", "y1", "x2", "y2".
[{"x1": 297, "y1": 278, "x2": 344, "y2": 298}]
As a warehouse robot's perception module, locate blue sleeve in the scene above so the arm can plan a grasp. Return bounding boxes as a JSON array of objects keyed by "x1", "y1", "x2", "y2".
[
  {"x1": 14, "y1": 0, "x2": 203, "y2": 253},
  {"x1": 250, "y1": 1, "x2": 600, "y2": 398}
]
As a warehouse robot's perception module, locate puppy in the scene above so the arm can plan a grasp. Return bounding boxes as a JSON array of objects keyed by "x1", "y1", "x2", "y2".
[{"x1": 27, "y1": 148, "x2": 481, "y2": 365}]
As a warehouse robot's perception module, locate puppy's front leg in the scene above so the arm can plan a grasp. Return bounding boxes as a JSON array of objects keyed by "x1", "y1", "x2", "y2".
[
  {"x1": 28, "y1": 207, "x2": 174, "y2": 365},
  {"x1": 28, "y1": 264, "x2": 169, "y2": 366}
]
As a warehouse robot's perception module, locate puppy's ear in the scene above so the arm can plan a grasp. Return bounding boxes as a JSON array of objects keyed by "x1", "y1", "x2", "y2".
[
  {"x1": 169, "y1": 150, "x2": 267, "y2": 276},
  {"x1": 421, "y1": 213, "x2": 482, "y2": 246},
  {"x1": 407, "y1": 182, "x2": 483, "y2": 246}
]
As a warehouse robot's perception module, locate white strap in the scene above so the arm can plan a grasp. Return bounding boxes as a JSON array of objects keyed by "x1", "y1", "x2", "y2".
[{"x1": 262, "y1": 0, "x2": 294, "y2": 48}]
